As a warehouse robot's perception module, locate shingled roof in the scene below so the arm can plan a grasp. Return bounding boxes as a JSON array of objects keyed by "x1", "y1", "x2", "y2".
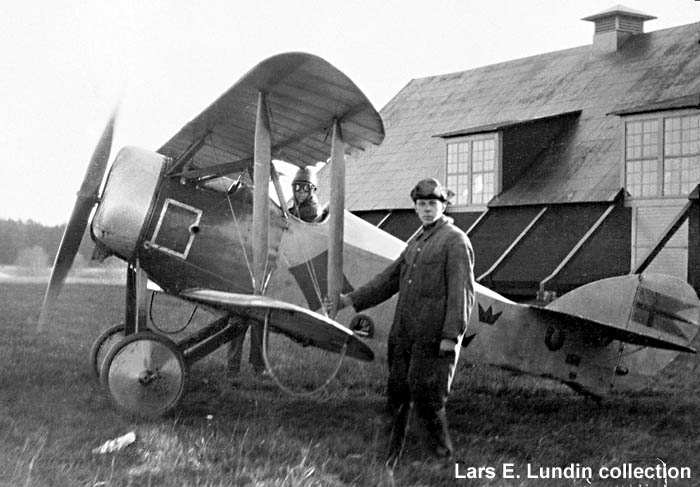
[{"x1": 338, "y1": 18, "x2": 700, "y2": 211}]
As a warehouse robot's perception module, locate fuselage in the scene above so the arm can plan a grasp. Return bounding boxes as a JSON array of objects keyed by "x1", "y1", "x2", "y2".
[
  {"x1": 89, "y1": 147, "x2": 623, "y2": 394},
  {"x1": 91, "y1": 146, "x2": 696, "y2": 396},
  {"x1": 91, "y1": 146, "x2": 403, "y2": 313}
]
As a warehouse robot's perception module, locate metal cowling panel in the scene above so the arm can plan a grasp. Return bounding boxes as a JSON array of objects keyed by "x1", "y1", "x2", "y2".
[{"x1": 92, "y1": 146, "x2": 165, "y2": 260}]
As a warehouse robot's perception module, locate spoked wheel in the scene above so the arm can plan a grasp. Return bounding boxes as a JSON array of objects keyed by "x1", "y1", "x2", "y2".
[
  {"x1": 89, "y1": 324, "x2": 125, "y2": 381},
  {"x1": 100, "y1": 331, "x2": 186, "y2": 418}
]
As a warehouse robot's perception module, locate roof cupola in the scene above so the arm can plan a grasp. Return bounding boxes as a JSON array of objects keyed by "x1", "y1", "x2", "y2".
[{"x1": 582, "y1": 4, "x2": 656, "y2": 52}]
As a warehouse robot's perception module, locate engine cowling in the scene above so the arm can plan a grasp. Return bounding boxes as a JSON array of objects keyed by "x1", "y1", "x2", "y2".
[{"x1": 92, "y1": 146, "x2": 166, "y2": 260}]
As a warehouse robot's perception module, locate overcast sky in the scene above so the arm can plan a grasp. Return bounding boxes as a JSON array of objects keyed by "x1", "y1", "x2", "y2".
[{"x1": 2, "y1": 0, "x2": 698, "y2": 226}]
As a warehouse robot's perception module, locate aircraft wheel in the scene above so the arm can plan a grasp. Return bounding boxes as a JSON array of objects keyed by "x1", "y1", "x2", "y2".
[
  {"x1": 350, "y1": 313, "x2": 375, "y2": 338},
  {"x1": 89, "y1": 324, "x2": 125, "y2": 381},
  {"x1": 100, "y1": 332, "x2": 186, "y2": 418}
]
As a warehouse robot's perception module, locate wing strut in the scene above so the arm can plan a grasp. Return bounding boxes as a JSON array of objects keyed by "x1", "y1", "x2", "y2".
[
  {"x1": 327, "y1": 119, "x2": 345, "y2": 318},
  {"x1": 252, "y1": 92, "x2": 271, "y2": 294},
  {"x1": 270, "y1": 162, "x2": 289, "y2": 218},
  {"x1": 125, "y1": 259, "x2": 149, "y2": 334}
]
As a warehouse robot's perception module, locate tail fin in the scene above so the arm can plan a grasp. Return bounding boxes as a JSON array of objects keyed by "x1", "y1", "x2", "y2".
[{"x1": 546, "y1": 273, "x2": 699, "y2": 389}]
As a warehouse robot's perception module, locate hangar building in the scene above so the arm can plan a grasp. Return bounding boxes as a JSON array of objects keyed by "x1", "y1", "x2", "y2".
[{"x1": 324, "y1": 5, "x2": 700, "y2": 302}]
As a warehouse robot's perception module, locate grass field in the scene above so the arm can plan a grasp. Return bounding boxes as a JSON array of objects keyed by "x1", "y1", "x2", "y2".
[{"x1": 1, "y1": 282, "x2": 699, "y2": 487}]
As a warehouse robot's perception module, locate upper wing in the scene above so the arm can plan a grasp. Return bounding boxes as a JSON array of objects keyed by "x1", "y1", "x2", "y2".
[
  {"x1": 158, "y1": 52, "x2": 385, "y2": 179},
  {"x1": 180, "y1": 288, "x2": 374, "y2": 362}
]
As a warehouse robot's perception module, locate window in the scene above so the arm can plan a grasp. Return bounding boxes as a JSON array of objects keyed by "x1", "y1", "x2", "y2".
[
  {"x1": 664, "y1": 115, "x2": 700, "y2": 196},
  {"x1": 625, "y1": 119, "x2": 658, "y2": 197},
  {"x1": 446, "y1": 134, "x2": 498, "y2": 206},
  {"x1": 625, "y1": 113, "x2": 700, "y2": 198}
]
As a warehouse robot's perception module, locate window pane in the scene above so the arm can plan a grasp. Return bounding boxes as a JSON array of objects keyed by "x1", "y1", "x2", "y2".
[
  {"x1": 626, "y1": 158, "x2": 659, "y2": 197},
  {"x1": 665, "y1": 155, "x2": 700, "y2": 196},
  {"x1": 626, "y1": 120, "x2": 658, "y2": 158},
  {"x1": 627, "y1": 134, "x2": 641, "y2": 159},
  {"x1": 642, "y1": 159, "x2": 658, "y2": 196},
  {"x1": 447, "y1": 142, "x2": 469, "y2": 174},
  {"x1": 643, "y1": 120, "x2": 658, "y2": 157},
  {"x1": 664, "y1": 158, "x2": 681, "y2": 196},
  {"x1": 683, "y1": 155, "x2": 700, "y2": 194},
  {"x1": 472, "y1": 174, "x2": 483, "y2": 204},
  {"x1": 665, "y1": 117, "x2": 682, "y2": 156},
  {"x1": 458, "y1": 142, "x2": 469, "y2": 164},
  {"x1": 445, "y1": 135, "x2": 497, "y2": 206},
  {"x1": 446, "y1": 174, "x2": 458, "y2": 191},
  {"x1": 458, "y1": 174, "x2": 469, "y2": 205},
  {"x1": 627, "y1": 161, "x2": 642, "y2": 197},
  {"x1": 664, "y1": 115, "x2": 700, "y2": 195},
  {"x1": 625, "y1": 120, "x2": 659, "y2": 197}
]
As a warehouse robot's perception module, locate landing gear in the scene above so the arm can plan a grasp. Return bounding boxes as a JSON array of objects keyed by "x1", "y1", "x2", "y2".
[
  {"x1": 93, "y1": 264, "x2": 242, "y2": 417},
  {"x1": 350, "y1": 313, "x2": 375, "y2": 338},
  {"x1": 89, "y1": 324, "x2": 125, "y2": 381},
  {"x1": 100, "y1": 332, "x2": 187, "y2": 418}
]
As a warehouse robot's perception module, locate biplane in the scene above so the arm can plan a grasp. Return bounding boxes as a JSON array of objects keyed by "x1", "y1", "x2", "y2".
[{"x1": 39, "y1": 52, "x2": 699, "y2": 418}]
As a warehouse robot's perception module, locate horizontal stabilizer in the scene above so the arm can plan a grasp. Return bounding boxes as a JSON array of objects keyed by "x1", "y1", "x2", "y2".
[
  {"x1": 180, "y1": 288, "x2": 374, "y2": 362},
  {"x1": 530, "y1": 306, "x2": 696, "y2": 353},
  {"x1": 543, "y1": 273, "x2": 699, "y2": 354}
]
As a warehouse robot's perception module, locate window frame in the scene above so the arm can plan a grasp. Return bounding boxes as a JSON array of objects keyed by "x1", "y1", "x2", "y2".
[
  {"x1": 444, "y1": 132, "x2": 501, "y2": 209},
  {"x1": 622, "y1": 108, "x2": 700, "y2": 200}
]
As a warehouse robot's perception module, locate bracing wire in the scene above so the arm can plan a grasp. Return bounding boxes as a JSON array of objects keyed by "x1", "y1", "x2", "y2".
[
  {"x1": 610, "y1": 273, "x2": 644, "y2": 390},
  {"x1": 295, "y1": 226, "x2": 327, "y2": 316},
  {"x1": 305, "y1": 258, "x2": 324, "y2": 314},
  {"x1": 277, "y1": 216, "x2": 327, "y2": 317},
  {"x1": 226, "y1": 192, "x2": 256, "y2": 289},
  {"x1": 260, "y1": 309, "x2": 348, "y2": 397},
  {"x1": 148, "y1": 291, "x2": 197, "y2": 335}
]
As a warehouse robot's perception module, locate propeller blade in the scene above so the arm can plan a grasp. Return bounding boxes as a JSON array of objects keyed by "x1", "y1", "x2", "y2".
[{"x1": 38, "y1": 109, "x2": 117, "y2": 330}]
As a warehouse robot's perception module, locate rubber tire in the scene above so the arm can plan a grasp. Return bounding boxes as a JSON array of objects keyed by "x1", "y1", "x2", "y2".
[
  {"x1": 100, "y1": 331, "x2": 186, "y2": 418},
  {"x1": 89, "y1": 324, "x2": 125, "y2": 382}
]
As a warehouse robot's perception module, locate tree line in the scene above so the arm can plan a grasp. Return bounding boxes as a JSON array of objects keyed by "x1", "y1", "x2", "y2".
[{"x1": 0, "y1": 218, "x2": 94, "y2": 266}]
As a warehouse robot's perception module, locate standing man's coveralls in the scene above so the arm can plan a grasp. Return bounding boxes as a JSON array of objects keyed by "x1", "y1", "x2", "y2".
[{"x1": 347, "y1": 178, "x2": 475, "y2": 465}]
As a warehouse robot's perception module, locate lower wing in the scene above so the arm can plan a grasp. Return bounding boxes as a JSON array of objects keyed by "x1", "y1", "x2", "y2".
[{"x1": 180, "y1": 288, "x2": 374, "y2": 362}]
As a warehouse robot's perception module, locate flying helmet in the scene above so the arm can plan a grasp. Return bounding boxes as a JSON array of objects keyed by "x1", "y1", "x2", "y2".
[
  {"x1": 292, "y1": 166, "x2": 318, "y2": 189},
  {"x1": 410, "y1": 178, "x2": 454, "y2": 203}
]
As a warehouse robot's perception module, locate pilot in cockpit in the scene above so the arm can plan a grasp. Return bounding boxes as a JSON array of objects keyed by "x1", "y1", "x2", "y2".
[{"x1": 288, "y1": 167, "x2": 326, "y2": 223}]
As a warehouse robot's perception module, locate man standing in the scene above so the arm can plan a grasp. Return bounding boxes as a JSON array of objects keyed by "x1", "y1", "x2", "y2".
[{"x1": 337, "y1": 178, "x2": 475, "y2": 468}]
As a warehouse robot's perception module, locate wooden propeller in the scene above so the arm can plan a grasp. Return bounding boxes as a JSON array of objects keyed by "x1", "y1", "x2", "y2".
[{"x1": 38, "y1": 110, "x2": 117, "y2": 330}]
